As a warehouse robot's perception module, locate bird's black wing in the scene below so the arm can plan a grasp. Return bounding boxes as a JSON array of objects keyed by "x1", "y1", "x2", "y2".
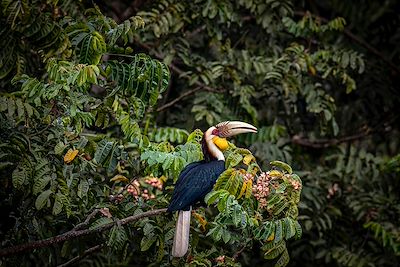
[
  {"x1": 167, "y1": 160, "x2": 225, "y2": 212},
  {"x1": 173, "y1": 160, "x2": 205, "y2": 189}
]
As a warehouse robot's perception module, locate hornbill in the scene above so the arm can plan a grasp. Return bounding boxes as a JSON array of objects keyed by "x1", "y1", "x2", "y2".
[{"x1": 167, "y1": 121, "x2": 257, "y2": 257}]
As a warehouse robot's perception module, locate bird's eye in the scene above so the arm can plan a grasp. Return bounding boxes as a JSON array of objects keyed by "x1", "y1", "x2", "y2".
[{"x1": 212, "y1": 129, "x2": 219, "y2": 135}]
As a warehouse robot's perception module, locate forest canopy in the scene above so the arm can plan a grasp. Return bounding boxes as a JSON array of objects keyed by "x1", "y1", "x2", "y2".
[{"x1": 0, "y1": 0, "x2": 399, "y2": 266}]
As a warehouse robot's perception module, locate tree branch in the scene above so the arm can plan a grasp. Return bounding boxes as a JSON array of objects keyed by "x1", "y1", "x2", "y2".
[
  {"x1": 0, "y1": 208, "x2": 168, "y2": 258},
  {"x1": 185, "y1": 25, "x2": 206, "y2": 39},
  {"x1": 167, "y1": 63, "x2": 225, "y2": 94},
  {"x1": 157, "y1": 87, "x2": 202, "y2": 112},
  {"x1": 291, "y1": 130, "x2": 370, "y2": 149},
  {"x1": 291, "y1": 113, "x2": 398, "y2": 149},
  {"x1": 73, "y1": 209, "x2": 100, "y2": 231},
  {"x1": 232, "y1": 245, "x2": 246, "y2": 261},
  {"x1": 294, "y1": 11, "x2": 400, "y2": 75},
  {"x1": 57, "y1": 244, "x2": 104, "y2": 267},
  {"x1": 120, "y1": 0, "x2": 146, "y2": 21}
]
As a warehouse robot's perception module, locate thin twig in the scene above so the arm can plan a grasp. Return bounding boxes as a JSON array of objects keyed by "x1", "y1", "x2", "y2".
[
  {"x1": 185, "y1": 25, "x2": 206, "y2": 39},
  {"x1": 232, "y1": 29, "x2": 249, "y2": 49},
  {"x1": 73, "y1": 209, "x2": 100, "y2": 231},
  {"x1": 167, "y1": 63, "x2": 225, "y2": 94},
  {"x1": 291, "y1": 113, "x2": 398, "y2": 149},
  {"x1": 156, "y1": 87, "x2": 202, "y2": 112},
  {"x1": 120, "y1": 0, "x2": 146, "y2": 22},
  {"x1": 232, "y1": 245, "x2": 246, "y2": 261},
  {"x1": 0, "y1": 208, "x2": 168, "y2": 258},
  {"x1": 57, "y1": 244, "x2": 104, "y2": 267},
  {"x1": 291, "y1": 131, "x2": 370, "y2": 149}
]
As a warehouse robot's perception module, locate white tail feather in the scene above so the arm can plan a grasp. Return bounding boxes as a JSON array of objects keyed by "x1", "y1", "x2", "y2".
[{"x1": 172, "y1": 209, "x2": 191, "y2": 257}]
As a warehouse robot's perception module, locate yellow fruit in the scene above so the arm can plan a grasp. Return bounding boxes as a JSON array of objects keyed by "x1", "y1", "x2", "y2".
[
  {"x1": 212, "y1": 137, "x2": 229, "y2": 151},
  {"x1": 64, "y1": 149, "x2": 78, "y2": 164}
]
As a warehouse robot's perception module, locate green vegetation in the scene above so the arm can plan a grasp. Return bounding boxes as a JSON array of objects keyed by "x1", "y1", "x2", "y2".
[{"x1": 1, "y1": 0, "x2": 399, "y2": 266}]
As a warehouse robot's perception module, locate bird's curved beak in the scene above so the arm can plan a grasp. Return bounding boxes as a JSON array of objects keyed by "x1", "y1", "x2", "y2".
[{"x1": 215, "y1": 121, "x2": 257, "y2": 138}]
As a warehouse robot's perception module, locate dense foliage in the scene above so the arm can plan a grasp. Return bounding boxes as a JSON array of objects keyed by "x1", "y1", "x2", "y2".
[{"x1": 1, "y1": 0, "x2": 399, "y2": 266}]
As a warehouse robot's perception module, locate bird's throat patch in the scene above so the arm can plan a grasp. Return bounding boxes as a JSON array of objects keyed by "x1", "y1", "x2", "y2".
[{"x1": 212, "y1": 136, "x2": 229, "y2": 151}]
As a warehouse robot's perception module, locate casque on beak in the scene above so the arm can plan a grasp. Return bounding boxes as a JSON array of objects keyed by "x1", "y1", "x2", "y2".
[{"x1": 215, "y1": 121, "x2": 257, "y2": 138}]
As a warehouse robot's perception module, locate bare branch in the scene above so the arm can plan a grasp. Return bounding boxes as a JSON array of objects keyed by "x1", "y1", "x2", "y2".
[
  {"x1": 0, "y1": 208, "x2": 168, "y2": 258},
  {"x1": 291, "y1": 131, "x2": 370, "y2": 149},
  {"x1": 120, "y1": 0, "x2": 146, "y2": 21},
  {"x1": 73, "y1": 209, "x2": 100, "y2": 231},
  {"x1": 57, "y1": 244, "x2": 104, "y2": 267},
  {"x1": 157, "y1": 87, "x2": 202, "y2": 112},
  {"x1": 291, "y1": 113, "x2": 398, "y2": 149},
  {"x1": 185, "y1": 25, "x2": 206, "y2": 39},
  {"x1": 232, "y1": 245, "x2": 246, "y2": 261}
]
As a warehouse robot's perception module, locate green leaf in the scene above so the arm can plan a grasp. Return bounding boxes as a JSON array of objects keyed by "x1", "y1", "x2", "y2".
[
  {"x1": 77, "y1": 179, "x2": 89, "y2": 198},
  {"x1": 143, "y1": 223, "x2": 155, "y2": 236},
  {"x1": 273, "y1": 201, "x2": 289, "y2": 216},
  {"x1": 77, "y1": 137, "x2": 88, "y2": 149},
  {"x1": 341, "y1": 52, "x2": 349, "y2": 68},
  {"x1": 52, "y1": 192, "x2": 64, "y2": 215},
  {"x1": 217, "y1": 193, "x2": 230, "y2": 212},
  {"x1": 107, "y1": 146, "x2": 120, "y2": 173},
  {"x1": 274, "y1": 220, "x2": 283, "y2": 243},
  {"x1": 284, "y1": 218, "x2": 296, "y2": 240},
  {"x1": 208, "y1": 225, "x2": 224, "y2": 242},
  {"x1": 79, "y1": 31, "x2": 106, "y2": 65},
  {"x1": 108, "y1": 225, "x2": 128, "y2": 251},
  {"x1": 232, "y1": 205, "x2": 242, "y2": 227},
  {"x1": 0, "y1": 162, "x2": 14, "y2": 170},
  {"x1": 214, "y1": 169, "x2": 242, "y2": 198},
  {"x1": 33, "y1": 175, "x2": 51, "y2": 195},
  {"x1": 275, "y1": 248, "x2": 290, "y2": 267},
  {"x1": 270, "y1": 161, "x2": 292, "y2": 174},
  {"x1": 294, "y1": 221, "x2": 302, "y2": 239},
  {"x1": 205, "y1": 190, "x2": 224, "y2": 205},
  {"x1": 54, "y1": 142, "x2": 66, "y2": 155},
  {"x1": 141, "y1": 234, "x2": 157, "y2": 251},
  {"x1": 94, "y1": 140, "x2": 113, "y2": 164},
  {"x1": 222, "y1": 229, "x2": 231, "y2": 243},
  {"x1": 90, "y1": 217, "x2": 113, "y2": 230},
  {"x1": 35, "y1": 190, "x2": 53, "y2": 210},
  {"x1": 156, "y1": 237, "x2": 165, "y2": 262},
  {"x1": 262, "y1": 222, "x2": 276, "y2": 240},
  {"x1": 61, "y1": 241, "x2": 71, "y2": 258},
  {"x1": 226, "y1": 152, "x2": 243, "y2": 168},
  {"x1": 264, "y1": 240, "x2": 286, "y2": 260},
  {"x1": 12, "y1": 167, "x2": 28, "y2": 189}
]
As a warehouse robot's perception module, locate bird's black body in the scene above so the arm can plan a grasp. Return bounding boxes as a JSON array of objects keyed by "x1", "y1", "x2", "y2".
[{"x1": 167, "y1": 160, "x2": 225, "y2": 212}]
